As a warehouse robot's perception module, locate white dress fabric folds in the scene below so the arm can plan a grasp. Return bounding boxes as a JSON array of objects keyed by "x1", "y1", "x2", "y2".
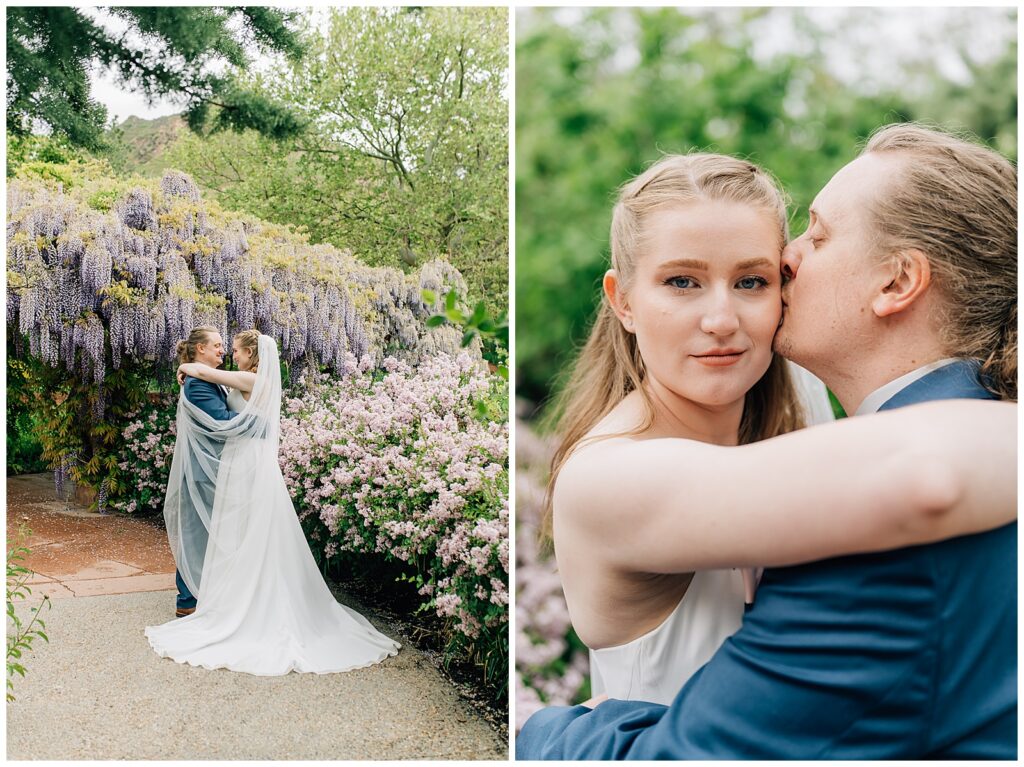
[
  {"x1": 146, "y1": 334, "x2": 399, "y2": 675},
  {"x1": 589, "y1": 569, "x2": 747, "y2": 705}
]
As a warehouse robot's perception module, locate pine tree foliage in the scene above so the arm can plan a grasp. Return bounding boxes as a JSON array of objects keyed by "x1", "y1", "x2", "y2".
[{"x1": 6, "y1": 6, "x2": 307, "y2": 151}]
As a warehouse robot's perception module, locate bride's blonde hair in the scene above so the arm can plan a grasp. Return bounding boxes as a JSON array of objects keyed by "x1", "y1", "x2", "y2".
[
  {"x1": 233, "y1": 329, "x2": 261, "y2": 372},
  {"x1": 541, "y1": 153, "x2": 808, "y2": 542}
]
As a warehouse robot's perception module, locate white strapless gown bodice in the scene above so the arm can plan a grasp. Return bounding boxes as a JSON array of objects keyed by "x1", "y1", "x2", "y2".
[
  {"x1": 225, "y1": 386, "x2": 248, "y2": 412},
  {"x1": 589, "y1": 569, "x2": 746, "y2": 705}
]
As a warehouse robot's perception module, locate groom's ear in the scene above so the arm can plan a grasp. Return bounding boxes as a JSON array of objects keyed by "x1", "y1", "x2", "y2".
[
  {"x1": 871, "y1": 248, "x2": 932, "y2": 318},
  {"x1": 603, "y1": 270, "x2": 636, "y2": 333}
]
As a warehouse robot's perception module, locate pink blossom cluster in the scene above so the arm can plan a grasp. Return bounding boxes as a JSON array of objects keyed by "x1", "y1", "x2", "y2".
[
  {"x1": 514, "y1": 407, "x2": 590, "y2": 731},
  {"x1": 279, "y1": 352, "x2": 509, "y2": 643},
  {"x1": 108, "y1": 397, "x2": 178, "y2": 515}
]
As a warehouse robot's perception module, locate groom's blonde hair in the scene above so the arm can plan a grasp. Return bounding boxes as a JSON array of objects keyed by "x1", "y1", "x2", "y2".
[
  {"x1": 176, "y1": 326, "x2": 218, "y2": 365},
  {"x1": 541, "y1": 153, "x2": 807, "y2": 544},
  {"x1": 861, "y1": 123, "x2": 1016, "y2": 401}
]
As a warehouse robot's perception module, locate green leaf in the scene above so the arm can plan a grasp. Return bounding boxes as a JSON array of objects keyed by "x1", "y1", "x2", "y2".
[
  {"x1": 421, "y1": 289, "x2": 437, "y2": 304},
  {"x1": 425, "y1": 315, "x2": 447, "y2": 328},
  {"x1": 461, "y1": 329, "x2": 477, "y2": 347},
  {"x1": 445, "y1": 290, "x2": 458, "y2": 312},
  {"x1": 469, "y1": 301, "x2": 487, "y2": 326}
]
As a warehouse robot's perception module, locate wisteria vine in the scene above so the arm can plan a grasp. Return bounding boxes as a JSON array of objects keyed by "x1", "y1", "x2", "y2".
[{"x1": 7, "y1": 169, "x2": 472, "y2": 388}]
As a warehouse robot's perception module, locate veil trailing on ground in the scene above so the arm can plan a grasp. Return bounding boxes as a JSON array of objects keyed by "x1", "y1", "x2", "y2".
[{"x1": 163, "y1": 334, "x2": 281, "y2": 597}]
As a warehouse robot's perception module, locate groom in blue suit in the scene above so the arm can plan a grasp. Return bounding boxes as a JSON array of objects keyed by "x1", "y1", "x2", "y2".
[
  {"x1": 518, "y1": 126, "x2": 1016, "y2": 758},
  {"x1": 174, "y1": 329, "x2": 237, "y2": 616}
]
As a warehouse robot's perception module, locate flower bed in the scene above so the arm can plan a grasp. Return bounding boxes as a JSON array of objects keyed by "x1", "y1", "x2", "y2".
[
  {"x1": 514, "y1": 410, "x2": 589, "y2": 730},
  {"x1": 108, "y1": 395, "x2": 176, "y2": 515},
  {"x1": 281, "y1": 352, "x2": 509, "y2": 690},
  {"x1": 7, "y1": 163, "x2": 472, "y2": 498}
]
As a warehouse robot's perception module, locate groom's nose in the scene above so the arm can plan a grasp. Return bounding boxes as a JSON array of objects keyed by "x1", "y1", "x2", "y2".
[{"x1": 781, "y1": 243, "x2": 802, "y2": 281}]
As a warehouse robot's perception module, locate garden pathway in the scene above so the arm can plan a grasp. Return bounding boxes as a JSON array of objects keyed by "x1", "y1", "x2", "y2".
[{"x1": 6, "y1": 473, "x2": 507, "y2": 760}]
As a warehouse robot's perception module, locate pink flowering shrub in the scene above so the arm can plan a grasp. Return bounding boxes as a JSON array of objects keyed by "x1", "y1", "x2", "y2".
[
  {"x1": 107, "y1": 394, "x2": 177, "y2": 514},
  {"x1": 280, "y1": 351, "x2": 509, "y2": 685},
  {"x1": 515, "y1": 408, "x2": 590, "y2": 731}
]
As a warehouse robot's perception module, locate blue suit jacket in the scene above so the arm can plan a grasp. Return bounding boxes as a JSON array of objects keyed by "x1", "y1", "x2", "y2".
[
  {"x1": 183, "y1": 376, "x2": 235, "y2": 422},
  {"x1": 517, "y1": 361, "x2": 1017, "y2": 759}
]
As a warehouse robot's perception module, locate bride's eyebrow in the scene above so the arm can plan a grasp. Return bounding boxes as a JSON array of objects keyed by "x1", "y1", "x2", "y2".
[
  {"x1": 735, "y1": 257, "x2": 775, "y2": 271},
  {"x1": 659, "y1": 258, "x2": 708, "y2": 271}
]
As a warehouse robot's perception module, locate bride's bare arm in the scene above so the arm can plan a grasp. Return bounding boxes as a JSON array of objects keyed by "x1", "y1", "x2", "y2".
[
  {"x1": 555, "y1": 399, "x2": 1016, "y2": 574},
  {"x1": 179, "y1": 363, "x2": 257, "y2": 392}
]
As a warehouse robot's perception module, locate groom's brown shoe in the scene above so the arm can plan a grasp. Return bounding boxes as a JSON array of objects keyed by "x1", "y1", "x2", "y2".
[{"x1": 175, "y1": 606, "x2": 196, "y2": 617}]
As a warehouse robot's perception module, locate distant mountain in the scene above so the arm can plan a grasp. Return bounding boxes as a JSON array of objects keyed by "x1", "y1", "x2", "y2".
[{"x1": 105, "y1": 114, "x2": 187, "y2": 175}]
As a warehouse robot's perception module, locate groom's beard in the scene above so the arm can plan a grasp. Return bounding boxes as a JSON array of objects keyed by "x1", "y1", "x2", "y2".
[
  {"x1": 773, "y1": 304, "x2": 795, "y2": 360},
  {"x1": 772, "y1": 328, "x2": 794, "y2": 360}
]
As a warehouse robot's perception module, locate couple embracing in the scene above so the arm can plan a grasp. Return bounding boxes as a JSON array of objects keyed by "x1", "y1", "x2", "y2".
[
  {"x1": 144, "y1": 328, "x2": 400, "y2": 675},
  {"x1": 518, "y1": 123, "x2": 1016, "y2": 758}
]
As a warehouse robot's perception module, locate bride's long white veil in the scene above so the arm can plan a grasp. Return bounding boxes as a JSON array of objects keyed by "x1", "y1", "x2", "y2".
[
  {"x1": 163, "y1": 334, "x2": 282, "y2": 596},
  {"x1": 786, "y1": 359, "x2": 835, "y2": 426}
]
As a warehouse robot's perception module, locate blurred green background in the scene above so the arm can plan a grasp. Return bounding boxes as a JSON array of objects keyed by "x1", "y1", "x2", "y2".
[{"x1": 515, "y1": 7, "x2": 1017, "y2": 416}]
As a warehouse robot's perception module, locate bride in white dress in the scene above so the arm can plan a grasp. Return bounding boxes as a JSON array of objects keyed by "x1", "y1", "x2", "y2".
[
  {"x1": 145, "y1": 331, "x2": 399, "y2": 675},
  {"x1": 545, "y1": 153, "x2": 1015, "y2": 706},
  {"x1": 587, "y1": 365, "x2": 833, "y2": 705}
]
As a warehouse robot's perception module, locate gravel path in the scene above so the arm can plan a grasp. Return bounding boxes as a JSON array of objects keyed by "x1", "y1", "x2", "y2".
[{"x1": 7, "y1": 589, "x2": 507, "y2": 760}]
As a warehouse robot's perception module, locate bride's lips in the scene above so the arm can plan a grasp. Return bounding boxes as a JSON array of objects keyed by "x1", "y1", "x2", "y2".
[{"x1": 691, "y1": 348, "x2": 746, "y2": 367}]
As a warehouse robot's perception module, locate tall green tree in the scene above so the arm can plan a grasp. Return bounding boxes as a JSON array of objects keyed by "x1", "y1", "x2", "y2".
[
  {"x1": 164, "y1": 7, "x2": 509, "y2": 311},
  {"x1": 6, "y1": 6, "x2": 307, "y2": 151}
]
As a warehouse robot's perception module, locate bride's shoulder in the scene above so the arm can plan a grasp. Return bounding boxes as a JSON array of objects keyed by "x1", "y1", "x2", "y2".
[
  {"x1": 556, "y1": 427, "x2": 706, "y2": 531},
  {"x1": 554, "y1": 430, "x2": 642, "y2": 527}
]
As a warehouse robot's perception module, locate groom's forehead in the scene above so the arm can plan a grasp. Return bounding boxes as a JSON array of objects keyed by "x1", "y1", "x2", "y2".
[{"x1": 815, "y1": 154, "x2": 894, "y2": 222}]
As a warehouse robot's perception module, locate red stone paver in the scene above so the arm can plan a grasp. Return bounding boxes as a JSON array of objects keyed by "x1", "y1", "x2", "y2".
[
  {"x1": 20, "y1": 582, "x2": 75, "y2": 600},
  {"x1": 6, "y1": 474, "x2": 177, "y2": 601},
  {"x1": 66, "y1": 573, "x2": 177, "y2": 597}
]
